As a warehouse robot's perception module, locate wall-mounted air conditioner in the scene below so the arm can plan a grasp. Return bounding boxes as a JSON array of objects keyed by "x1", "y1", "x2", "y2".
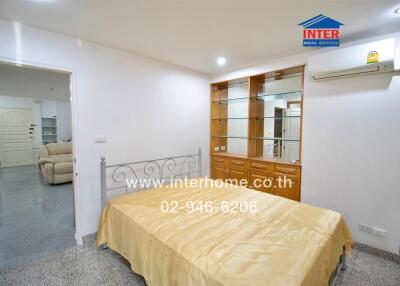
[{"x1": 308, "y1": 38, "x2": 398, "y2": 81}]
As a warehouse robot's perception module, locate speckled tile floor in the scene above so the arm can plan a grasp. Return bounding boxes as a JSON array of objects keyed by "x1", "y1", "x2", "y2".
[
  {"x1": 0, "y1": 165, "x2": 75, "y2": 269},
  {"x1": 1, "y1": 237, "x2": 399, "y2": 286},
  {"x1": 335, "y1": 247, "x2": 400, "y2": 286},
  {"x1": 0, "y1": 238, "x2": 146, "y2": 286}
]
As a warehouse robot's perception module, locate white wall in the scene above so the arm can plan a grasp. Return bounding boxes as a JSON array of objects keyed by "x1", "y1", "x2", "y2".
[
  {"x1": 214, "y1": 33, "x2": 400, "y2": 254},
  {"x1": 0, "y1": 19, "x2": 210, "y2": 242},
  {"x1": 303, "y1": 71, "x2": 400, "y2": 254}
]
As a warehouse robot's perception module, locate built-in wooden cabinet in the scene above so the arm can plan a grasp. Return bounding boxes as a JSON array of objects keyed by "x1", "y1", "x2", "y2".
[
  {"x1": 211, "y1": 155, "x2": 248, "y2": 182},
  {"x1": 210, "y1": 66, "x2": 304, "y2": 201}
]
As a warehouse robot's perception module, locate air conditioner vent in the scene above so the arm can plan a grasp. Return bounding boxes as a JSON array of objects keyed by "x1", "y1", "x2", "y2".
[{"x1": 308, "y1": 38, "x2": 397, "y2": 81}]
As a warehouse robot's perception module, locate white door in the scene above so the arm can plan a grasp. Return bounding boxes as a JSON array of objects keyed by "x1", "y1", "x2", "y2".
[
  {"x1": 0, "y1": 108, "x2": 34, "y2": 167},
  {"x1": 282, "y1": 104, "x2": 301, "y2": 161}
]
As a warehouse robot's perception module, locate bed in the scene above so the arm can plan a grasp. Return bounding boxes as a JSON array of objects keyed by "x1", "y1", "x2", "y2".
[{"x1": 97, "y1": 149, "x2": 352, "y2": 286}]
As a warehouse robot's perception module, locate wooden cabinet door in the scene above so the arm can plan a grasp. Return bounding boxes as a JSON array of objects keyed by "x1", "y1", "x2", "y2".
[
  {"x1": 228, "y1": 168, "x2": 247, "y2": 184},
  {"x1": 227, "y1": 158, "x2": 247, "y2": 185},
  {"x1": 211, "y1": 165, "x2": 227, "y2": 180},
  {"x1": 211, "y1": 155, "x2": 228, "y2": 180},
  {"x1": 248, "y1": 172, "x2": 275, "y2": 194},
  {"x1": 274, "y1": 174, "x2": 300, "y2": 201},
  {"x1": 273, "y1": 165, "x2": 301, "y2": 201}
]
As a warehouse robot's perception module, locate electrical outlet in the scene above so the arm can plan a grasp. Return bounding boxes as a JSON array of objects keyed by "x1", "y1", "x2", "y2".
[
  {"x1": 220, "y1": 146, "x2": 226, "y2": 151},
  {"x1": 359, "y1": 223, "x2": 387, "y2": 237},
  {"x1": 214, "y1": 146, "x2": 220, "y2": 152}
]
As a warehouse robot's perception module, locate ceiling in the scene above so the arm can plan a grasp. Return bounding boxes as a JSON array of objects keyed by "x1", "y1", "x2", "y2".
[
  {"x1": 0, "y1": 0, "x2": 399, "y2": 75},
  {"x1": 0, "y1": 62, "x2": 70, "y2": 101}
]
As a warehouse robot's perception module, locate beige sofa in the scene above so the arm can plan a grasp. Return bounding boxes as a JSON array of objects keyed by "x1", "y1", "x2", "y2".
[{"x1": 39, "y1": 142, "x2": 73, "y2": 184}]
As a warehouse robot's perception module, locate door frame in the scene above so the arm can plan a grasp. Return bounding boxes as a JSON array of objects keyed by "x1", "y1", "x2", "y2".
[{"x1": 0, "y1": 59, "x2": 82, "y2": 244}]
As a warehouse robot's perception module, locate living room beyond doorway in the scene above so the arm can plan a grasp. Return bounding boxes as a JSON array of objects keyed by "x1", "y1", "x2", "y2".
[{"x1": 0, "y1": 62, "x2": 75, "y2": 269}]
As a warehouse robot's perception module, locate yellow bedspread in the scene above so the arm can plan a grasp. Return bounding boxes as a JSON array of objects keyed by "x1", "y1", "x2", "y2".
[{"x1": 97, "y1": 178, "x2": 352, "y2": 286}]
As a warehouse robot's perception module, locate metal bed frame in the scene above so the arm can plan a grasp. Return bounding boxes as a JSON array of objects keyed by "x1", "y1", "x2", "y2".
[
  {"x1": 100, "y1": 148, "x2": 202, "y2": 209},
  {"x1": 99, "y1": 147, "x2": 346, "y2": 285},
  {"x1": 330, "y1": 253, "x2": 346, "y2": 286}
]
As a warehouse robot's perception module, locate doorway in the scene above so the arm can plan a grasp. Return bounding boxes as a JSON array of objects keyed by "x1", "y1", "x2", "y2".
[
  {"x1": 0, "y1": 108, "x2": 34, "y2": 167},
  {"x1": 0, "y1": 62, "x2": 76, "y2": 268}
]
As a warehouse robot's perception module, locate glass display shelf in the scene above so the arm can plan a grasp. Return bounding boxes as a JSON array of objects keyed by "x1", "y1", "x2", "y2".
[
  {"x1": 211, "y1": 96, "x2": 250, "y2": 104},
  {"x1": 256, "y1": 137, "x2": 300, "y2": 142},
  {"x1": 211, "y1": 117, "x2": 249, "y2": 120},
  {"x1": 212, "y1": 90, "x2": 302, "y2": 103},
  {"x1": 256, "y1": 90, "x2": 302, "y2": 99},
  {"x1": 212, "y1": 136, "x2": 249, "y2": 139},
  {"x1": 262, "y1": 115, "x2": 301, "y2": 119},
  {"x1": 212, "y1": 136, "x2": 299, "y2": 141},
  {"x1": 211, "y1": 115, "x2": 301, "y2": 120}
]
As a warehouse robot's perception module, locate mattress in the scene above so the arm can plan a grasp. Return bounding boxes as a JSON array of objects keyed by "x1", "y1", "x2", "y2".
[{"x1": 97, "y1": 178, "x2": 352, "y2": 286}]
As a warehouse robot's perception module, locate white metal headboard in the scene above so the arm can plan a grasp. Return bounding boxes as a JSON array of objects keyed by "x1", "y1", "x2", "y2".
[{"x1": 100, "y1": 148, "x2": 202, "y2": 209}]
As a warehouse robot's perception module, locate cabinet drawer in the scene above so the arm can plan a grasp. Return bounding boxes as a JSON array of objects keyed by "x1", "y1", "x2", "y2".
[
  {"x1": 274, "y1": 164, "x2": 299, "y2": 175},
  {"x1": 211, "y1": 165, "x2": 226, "y2": 180},
  {"x1": 229, "y1": 168, "x2": 247, "y2": 183},
  {"x1": 274, "y1": 175, "x2": 300, "y2": 201},
  {"x1": 230, "y1": 158, "x2": 246, "y2": 169},
  {"x1": 249, "y1": 172, "x2": 275, "y2": 194},
  {"x1": 249, "y1": 160, "x2": 273, "y2": 173},
  {"x1": 211, "y1": 156, "x2": 227, "y2": 167}
]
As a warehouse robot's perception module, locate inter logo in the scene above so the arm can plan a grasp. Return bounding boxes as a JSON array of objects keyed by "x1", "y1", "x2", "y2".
[{"x1": 298, "y1": 14, "x2": 344, "y2": 47}]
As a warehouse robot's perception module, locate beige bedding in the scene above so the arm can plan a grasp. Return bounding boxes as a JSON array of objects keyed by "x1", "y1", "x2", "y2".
[{"x1": 97, "y1": 178, "x2": 352, "y2": 286}]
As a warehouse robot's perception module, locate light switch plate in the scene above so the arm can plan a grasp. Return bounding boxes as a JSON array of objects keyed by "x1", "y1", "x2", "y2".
[{"x1": 94, "y1": 136, "x2": 106, "y2": 143}]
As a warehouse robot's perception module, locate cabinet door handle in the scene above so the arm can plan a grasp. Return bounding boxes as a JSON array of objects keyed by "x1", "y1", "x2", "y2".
[{"x1": 252, "y1": 163, "x2": 266, "y2": 169}]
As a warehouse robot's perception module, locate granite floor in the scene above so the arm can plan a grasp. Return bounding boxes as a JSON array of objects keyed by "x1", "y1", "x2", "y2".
[
  {"x1": 0, "y1": 236, "x2": 399, "y2": 286},
  {"x1": 0, "y1": 165, "x2": 75, "y2": 269}
]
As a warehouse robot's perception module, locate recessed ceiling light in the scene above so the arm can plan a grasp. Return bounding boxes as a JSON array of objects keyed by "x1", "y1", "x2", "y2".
[
  {"x1": 395, "y1": 7, "x2": 400, "y2": 14},
  {"x1": 217, "y1": 57, "x2": 226, "y2": 66}
]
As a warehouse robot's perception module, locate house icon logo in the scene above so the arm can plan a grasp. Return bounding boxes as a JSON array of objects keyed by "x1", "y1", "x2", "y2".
[{"x1": 298, "y1": 14, "x2": 344, "y2": 47}]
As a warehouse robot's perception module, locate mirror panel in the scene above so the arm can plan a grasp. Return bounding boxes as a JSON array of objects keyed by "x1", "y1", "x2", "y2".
[{"x1": 257, "y1": 74, "x2": 302, "y2": 162}]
